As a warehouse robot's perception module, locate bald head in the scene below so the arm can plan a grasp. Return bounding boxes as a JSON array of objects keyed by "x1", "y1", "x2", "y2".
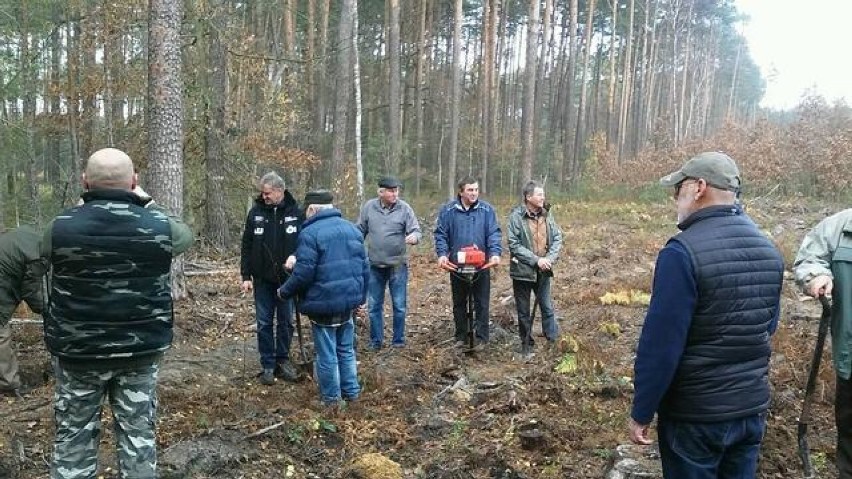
[{"x1": 84, "y1": 148, "x2": 136, "y2": 190}]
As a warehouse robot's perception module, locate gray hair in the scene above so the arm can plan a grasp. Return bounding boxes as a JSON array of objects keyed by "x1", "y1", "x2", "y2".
[
  {"x1": 522, "y1": 180, "x2": 543, "y2": 200},
  {"x1": 259, "y1": 172, "x2": 285, "y2": 190},
  {"x1": 305, "y1": 203, "x2": 334, "y2": 218}
]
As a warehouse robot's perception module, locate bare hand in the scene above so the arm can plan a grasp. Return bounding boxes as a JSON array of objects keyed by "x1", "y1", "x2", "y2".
[
  {"x1": 241, "y1": 280, "x2": 253, "y2": 294},
  {"x1": 285, "y1": 255, "x2": 296, "y2": 271},
  {"x1": 132, "y1": 185, "x2": 152, "y2": 201},
  {"x1": 628, "y1": 418, "x2": 653, "y2": 445},
  {"x1": 486, "y1": 255, "x2": 501, "y2": 268},
  {"x1": 405, "y1": 233, "x2": 419, "y2": 245},
  {"x1": 537, "y1": 257, "x2": 552, "y2": 271},
  {"x1": 808, "y1": 275, "x2": 833, "y2": 298},
  {"x1": 438, "y1": 256, "x2": 457, "y2": 272}
]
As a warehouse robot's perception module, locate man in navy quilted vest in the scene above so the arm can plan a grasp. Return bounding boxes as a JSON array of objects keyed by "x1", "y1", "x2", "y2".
[
  {"x1": 628, "y1": 152, "x2": 784, "y2": 478},
  {"x1": 42, "y1": 148, "x2": 193, "y2": 479}
]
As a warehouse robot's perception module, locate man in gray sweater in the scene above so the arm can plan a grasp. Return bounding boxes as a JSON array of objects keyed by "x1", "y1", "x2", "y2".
[{"x1": 356, "y1": 176, "x2": 422, "y2": 349}]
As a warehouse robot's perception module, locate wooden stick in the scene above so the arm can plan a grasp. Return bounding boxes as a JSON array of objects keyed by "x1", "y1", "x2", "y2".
[{"x1": 244, "y1": 420, "x2": 288, "y2": 439}]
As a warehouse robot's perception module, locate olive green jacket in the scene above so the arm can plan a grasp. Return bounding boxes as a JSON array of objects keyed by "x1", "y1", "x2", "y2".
[
  {"x1": 0, "y1": 226, "x2": 46, "y2": 325},
  {"x1": 506, "y1": 205, "x2": 563, "y2": 282},
  {"x1": 794, "y1": 208, "x2": 852, "y2": 380}
]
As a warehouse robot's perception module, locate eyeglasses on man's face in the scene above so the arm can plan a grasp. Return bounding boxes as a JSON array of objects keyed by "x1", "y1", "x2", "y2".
[{"x1": 673, "y1": 178, "x2": 699, "y2": 200}]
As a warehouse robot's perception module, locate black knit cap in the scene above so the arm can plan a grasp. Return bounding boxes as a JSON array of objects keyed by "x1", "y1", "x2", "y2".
[
  {"x1": 378, "y1": 175, "x2": 402, "y2": 188},
  {"x1": 304, "y1": 189, "x2": 334, "y2": 205}
]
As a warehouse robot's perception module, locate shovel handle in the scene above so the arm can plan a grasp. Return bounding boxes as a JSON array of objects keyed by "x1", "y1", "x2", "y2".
[{"x1": 797, "y1": 295, "x2": 832, "y2": 477}]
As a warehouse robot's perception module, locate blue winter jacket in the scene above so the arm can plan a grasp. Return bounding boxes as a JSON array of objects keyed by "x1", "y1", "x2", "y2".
[
  {"x1": 434, "y1": 197, "x2": 502, "y2": 263},
  {"x1": 278, "y1": 208, "x2": 369, "y2": 325}
]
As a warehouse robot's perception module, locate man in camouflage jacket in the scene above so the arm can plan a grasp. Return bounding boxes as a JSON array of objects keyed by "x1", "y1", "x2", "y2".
[
  {"x1": 0, "y1": 225, "x2": 46, "y2": 398},
  {"x1": 41, "y1": 148, "x2": 193, "y2": 479}
]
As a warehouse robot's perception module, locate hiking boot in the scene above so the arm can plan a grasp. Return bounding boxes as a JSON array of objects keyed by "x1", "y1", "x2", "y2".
[
  {"x1": 275, "y1": 360, "x2": 299, "y2": 382},
  {"x1": 259, "y1": 368, "x2": 275, "y2": 385}
]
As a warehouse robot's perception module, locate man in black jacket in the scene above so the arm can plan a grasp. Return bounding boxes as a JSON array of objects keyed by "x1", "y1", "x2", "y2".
[{"x1": 240, "y1": 172, "x2": 301, "y2": 385}]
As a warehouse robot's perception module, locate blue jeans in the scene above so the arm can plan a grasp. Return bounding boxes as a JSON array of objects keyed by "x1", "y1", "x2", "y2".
[
  {"x1": 512, "y1": 273, "x2": 558, "y2": 346},
  {"x1": 311, "y1": 318, "x2": 360, "y2": 404},
  {"x1": 367, "y1": 264, "x2": 409, "y2": 347},
  {"x1": 658, "y1": 413, "x2": 766, "y2": 479},
  {"x1": 254, "y1": 279, "x2": 294, "y2": 369}
]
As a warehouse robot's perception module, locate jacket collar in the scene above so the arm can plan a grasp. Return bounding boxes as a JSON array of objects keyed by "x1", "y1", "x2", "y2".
[
  {"x1": 82, "y1": 188, "x2": 148, "y2": 207},
  {"x1": 303, "y1": 208, "x2": 342, "y2": 228},
  {"x1": 678, "y1": 203, "x2": 742, "y2": 231},
  {"x1": 452, "y1": 196, "x2": 480, "y2": 212},
  {"x1": 254, "y1": 189, "x2": 298, "y2": 210}
]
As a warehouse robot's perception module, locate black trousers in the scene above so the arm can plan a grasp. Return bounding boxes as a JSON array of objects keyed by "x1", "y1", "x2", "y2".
[
  {"x1": 837, "y1": 374, "x2": 852, "y2": 478},
  {"x1": 450, "y1": 270, "x2": 491, "y2": 343}
]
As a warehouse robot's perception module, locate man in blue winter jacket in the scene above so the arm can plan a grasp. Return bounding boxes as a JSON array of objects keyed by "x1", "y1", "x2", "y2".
[
  {"x1": 434, "y1": 176, "x2": 502, "y2": 349},
  {"x1": 277, "y1": 190, "x2": 368, "y2": 407},
  {"x1": 628, "y1": 152, "x2": 784, "y2": 478}
]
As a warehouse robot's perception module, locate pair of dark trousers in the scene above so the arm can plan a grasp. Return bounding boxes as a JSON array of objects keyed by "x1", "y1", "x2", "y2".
[
  {"x1": 837, "y1": 374, "x2": 852, "y2": 478},
  {"x1": 657, "y1": 413, "x2": 766, "y2": 478},
  {"x1": 512, "y1": 273, "x2": 558, "y2": 347},
  {"x1": 253, "y1": 279, "x2": 293, "y2": 370},
  {"x1": 450, "y1": 270, "x2": 491, "y2": 342}
]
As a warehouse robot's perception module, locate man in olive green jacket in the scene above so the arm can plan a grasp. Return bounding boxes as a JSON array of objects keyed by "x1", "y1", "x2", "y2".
[
  {"x1": 507, "y1": 181, "x2": 563, "y2": 357},
  {"x1": 794, "y1": 208, "x2": 852, "y2": 478},
  {"x1": 0, "y1": 225, "x2": 46, "y2": 398}
]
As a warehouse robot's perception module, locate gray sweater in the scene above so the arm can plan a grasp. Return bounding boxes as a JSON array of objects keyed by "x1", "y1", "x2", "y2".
[{"x1": 356, "y1": 198, "x2": 422, "y2": 267}]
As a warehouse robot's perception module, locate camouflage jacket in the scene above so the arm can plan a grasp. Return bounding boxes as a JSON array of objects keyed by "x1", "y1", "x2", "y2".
[{"x1": 42, "y1": 189, "x2": 193, "y2": 368}]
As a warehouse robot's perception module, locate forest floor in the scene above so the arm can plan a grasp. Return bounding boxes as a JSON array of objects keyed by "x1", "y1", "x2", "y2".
[{"x1": 0, "y1": 198, "x2": 844, "y2": 478}]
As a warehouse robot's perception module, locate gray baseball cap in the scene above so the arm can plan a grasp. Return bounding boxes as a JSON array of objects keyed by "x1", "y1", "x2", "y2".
[{"x1": 659, "y1": 152, "x2": 741, "y2": 191}]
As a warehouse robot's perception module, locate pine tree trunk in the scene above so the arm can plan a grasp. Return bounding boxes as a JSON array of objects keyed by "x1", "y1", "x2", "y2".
[
  {"x1": 204, "y1": 1, "x2": 230, "y2": 250},
  {"x1": 315, "y1": 0, "x2": 331, "y2": 131},
  {"x1": 414, "y1": 0, "x2": 429, "y2": 196},
  {"x1": 353, "y1": 1, "x2": 364, "y2": 203},
  {"x1": 331, "y1": 0, "x2": 355, "y2": 184},
  {"x1": 572, "y1": 0, "x2": 596, "y2": 179},
  {"x1": 520, "y1": 0, "x2": 540, "y2": 184},
  {"x1": 388, "y1": 0, "x2": 401, "y2": 175},
  {"x1": 617, "y1": 0, "x2": 635, "y2": 160},
  {"x1": 148, "y1": 0, "x2": 187, "y2": 299},
  {"x1": 446, "y1": 0, "x2": 463, "y2": 198}
]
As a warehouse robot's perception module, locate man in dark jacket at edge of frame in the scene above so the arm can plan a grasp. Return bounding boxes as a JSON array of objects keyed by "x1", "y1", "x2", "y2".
[
  {"x1": 240, "y1": 172, "x2": 302, "y2": 385},
  {"x1": 794, "y1": 205, "x2": 852, "y2": 478},
  {"x1": 0, "y1": 225, "x2": 46, "y2": 399},
  {"x1": 628, "y1": 151, "x2": 784, "y2": 479}
]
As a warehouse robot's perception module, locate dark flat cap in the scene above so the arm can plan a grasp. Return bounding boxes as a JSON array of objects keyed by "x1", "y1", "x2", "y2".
[
  {"x1": 378, "y1": 175, "x2": 402, "y2": 188},
  {"x1": 304, "y1": 189, "x2": 334, "y2": 205}
]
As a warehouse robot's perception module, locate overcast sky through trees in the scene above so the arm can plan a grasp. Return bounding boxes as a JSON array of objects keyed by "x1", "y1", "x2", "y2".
[{"x1": 737, "y1": 0, "x2": 852, "y2": 110}]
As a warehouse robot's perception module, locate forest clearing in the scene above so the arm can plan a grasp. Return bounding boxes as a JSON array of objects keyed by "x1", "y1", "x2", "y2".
[{"x1": 0, "y1": 197, "x2": 842, "y2": 479}]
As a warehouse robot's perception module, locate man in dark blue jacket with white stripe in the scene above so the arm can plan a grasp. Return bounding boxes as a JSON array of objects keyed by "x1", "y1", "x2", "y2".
[
  {"x1": 629, "y1": 152, "x2": 784, "y2": 478},
  {"x1": 278, "y1": 190, "x2": 368, "y2": 408},
  {"x1": 434, "y1": 176, "x2": 502, "y2": 348}
]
